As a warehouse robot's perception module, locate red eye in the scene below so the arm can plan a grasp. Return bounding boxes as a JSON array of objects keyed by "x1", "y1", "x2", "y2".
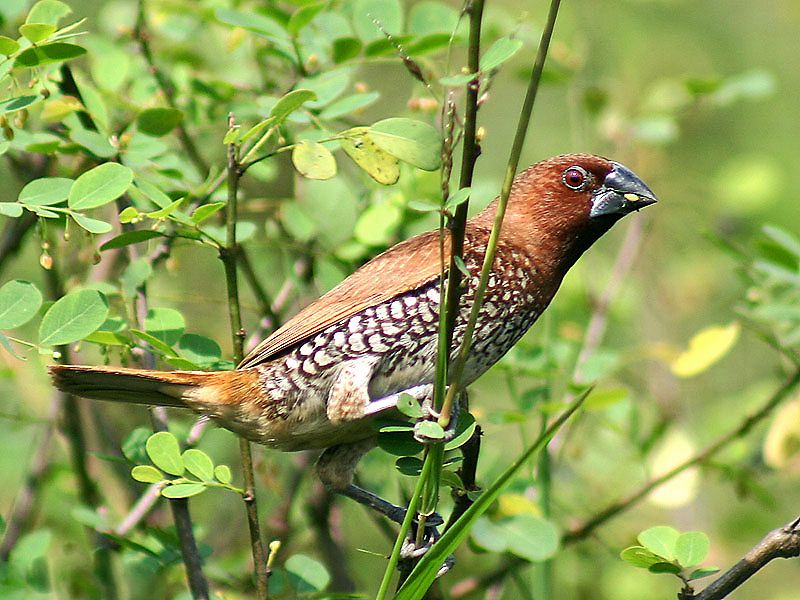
[{"x1": 562, "y1": 166, "x2": 588, "y2": 190}]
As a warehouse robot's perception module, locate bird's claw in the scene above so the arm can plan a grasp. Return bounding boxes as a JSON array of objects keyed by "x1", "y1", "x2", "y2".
[
  {"x1": 399, "y1": 533, "x2": 455, "y2": 578},
  {"x1": 412, "y1": 397, "x2": 458, "y2": 444}
]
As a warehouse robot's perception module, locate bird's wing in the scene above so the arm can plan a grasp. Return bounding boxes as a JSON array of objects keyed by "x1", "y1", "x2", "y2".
[{"x1": 238, "y1": 228, "x2": 462, "y2": 369}]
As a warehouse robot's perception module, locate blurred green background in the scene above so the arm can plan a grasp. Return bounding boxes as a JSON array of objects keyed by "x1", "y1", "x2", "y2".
[{"x1": 1, "y1": 0, "x2": 799, "y2": 598}]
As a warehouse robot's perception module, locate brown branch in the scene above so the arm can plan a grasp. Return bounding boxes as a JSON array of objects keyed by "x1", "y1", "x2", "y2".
[
  {"x1": 222, "y1": 113, "x2": 268, "y2": 599},
  {"x1": 691, "y1": 515, "x2": 800, "y2": 600},
  {"x1": 133, "y1": 0, "x2": 210, "y2": 176}
]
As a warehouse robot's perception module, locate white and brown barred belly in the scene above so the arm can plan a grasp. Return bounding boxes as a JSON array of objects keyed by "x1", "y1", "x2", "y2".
[{"x1": 218, "y1": 239, "x2": 554, "y2": 450}]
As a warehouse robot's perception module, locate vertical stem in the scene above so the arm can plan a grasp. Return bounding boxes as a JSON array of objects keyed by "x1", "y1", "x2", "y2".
[{"x1": 221, "y1": 113, "x2": 269, "y2": 599}]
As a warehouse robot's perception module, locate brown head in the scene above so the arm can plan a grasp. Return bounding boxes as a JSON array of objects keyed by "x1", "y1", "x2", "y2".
[{"x1": 474, "y1": 153, "x2": 658, "y2": 279}]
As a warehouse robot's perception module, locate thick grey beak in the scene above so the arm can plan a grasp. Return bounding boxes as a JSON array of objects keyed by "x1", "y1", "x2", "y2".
[{"x1": 590, "y1": 162, "x2": 658, "y2": 218}]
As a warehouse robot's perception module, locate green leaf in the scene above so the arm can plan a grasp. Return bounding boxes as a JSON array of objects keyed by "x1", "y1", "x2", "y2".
[
  {"x1": 214, "y1": 464, "x2": 232, "y2": 484},
  {"x1": 146, "y1": 431, "x2": 184, "y2": 476},
  {"x1": 299, "y1": 68, "x2": 351, "y2": 108},
  {"x1": 288, "y1": 2, "x2": 324, "y2": 35},
  {"x1": 182, "y1": 449, "x2": 215, "y2": 481},
  {"x1": 0, "y1": 36, "x2": 20, "y2": 55},
  {"x1": 71, "y1": 212, "x2": 113, "y2": 234},
  {"x1": 286, "y1": 554, "x2": 331, "y2": 593},
  {"x1": 369, "y1": 118, "x2": 441, "y2": 170},
  {"x1": 394, "y1": 393, "x2": 586, "y2": 599},
  {"x1": 281, "y1": 202, "x2": 317, "y2": 242},
  {"x1": 137, "y1": 107, "x2": 183, "y2": 137},
  {"x1": 27, "y1": 0, "x2": 72, "y2": 25},
  {"x1": 409, "y1": 1, "x2": 459, "y2": 36},
  {"x1": 191, "y1": 202, "x2": 225, "y2": 224},
  {"x1": 0, "y1": 95, "x2": 40, "y2": 114},
  {"x1": 177, "y1": 334, "x2": 221, "y2": 367},
  {"x1": 270, "y1": 89, "x2": 316, "y2": 123},
  {"x1": 15, "y1": 42, "x2": 86, "y2": 67},
  {"x1": 688, "y1": 567, "x2": 721, "y2": 581},
  {"x1": 471, "y1": 517, "x2": 508, "y2": 552},
  {"x1": 649, "y1": 562, "x2": 682, "y2": 574},
  {"x1": 319, "y1": 91, "x2": 380, "y2": 120},
  {"x1": 0, "y1": 331, "x2": 26, "y2": 359},
  {"x1": 0, "y1": 280, "x2": 43, "y2": 329},
  {"x1": 415, "y1": 420, "x2": 445, "y2": 439},
  {"x1": 675, "y1": 531, "x2": 710, "y2": 568},
  {"x1": 100, "y1": 230, "x2": 164, "y2": 251},
  {"x1": 214, "y1": 8, "x2": 291, "y2": 51},
  {"x1": 444, "y1": 187, "x2": 471, "y2": 213},
  {"x1": 480, "y1": 37, "x2": 523, "y2": 71},
  {"x1": 161, "y1": 483, "x2": 207, "y2": 498},
  {"x1": 502, "y1": 514, "x2": 560, "y2": 562},
  {"x1": 19, "y1": 23, "x2": 56, "y2": 43},
  {"x1": 354, "y1": 200, "x2": 402, "y2": 245},
  {"x1": 292, "y1": 140, "x2": 337, "y2": 180},
  {"x1": 0, "y1": 202, "x2": 23, "y2": 217},
  {"x1": 444, "y1": 412, "x2": 477, "y2": 451},
  {"x1": 377, "y1": 430, "x2": 421, "y2": 457},
  {"x1": 131, "y1": 465, "x2": 164, "y2": 484},
  {"x1": 396, "y1": 392, "x2": 424, "y2": 418},
  {"x1": 130, "y1": 329, "x2": 177, "y2": 357},
  {"x1": 144, "y1": 307, "x2": 185, "y2": 346},
  {"x1": 18, "y1": 177, "x2": 73, "y2": 206},
  {"x1": 332, "y1": 37, "x2": 362, "y2": 63},
  {"x1": 353, "y1": 0, "x2": 403, "y2": 41},
  {"x1": 120, "y1": 258, "x2": 153, "y2": 298},
  {"x1": 71, "y1": 129, "x2": 116, "y2": 158},
  {"x1": 39, "y1": 289, "x2": 109, "y2": 346},
  {"x1": 122, "y1": 427, "x2": 150, "y2": 463},
  {"x1": 620, "y1": 545, "x2": 666, "y2": 569},
  {"x1": 68, "y1": 163, "x2": 134, "y2": 210},
  {"x1": 638, "y1": 526, "x2": 680, "y2": 561},
  {"x1": 339, "y1": 127, "x2": 399, "y2": 185}
]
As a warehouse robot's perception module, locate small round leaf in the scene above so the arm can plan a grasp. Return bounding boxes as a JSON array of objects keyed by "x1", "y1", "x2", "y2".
[
  {"x1": 182, "y1": 449, "x2": 214, "y2": 481},
  {"x1": 675, "y1": 531, "x2": 710, "y2": 568},
  {"x1": 137, "y1": 108, "x2": 183, "y2": 137},
  {"x1": 292, "y1": 140, "x2": 337, "y2": 180},
  {"x1": 502, "y1": 514, "x2": 560, "y2": 562},
  {"x1": 131, "y1": 465, "x2": 164, "y2": 484},
  {"x1": 369, "y1": 117, "x2": 441, "y2": 171},
  {"x1": 0, "y1": 280, "x2": 42, "y2": 329},
  {"x1": 39, "y1": 289, "x2": 109, "y2": 346},
  {"x1": 145, "y1": 431, "x2": 184, "y2": 476},
  {"x1": 285, "y1": 554, "x2": 331, "y2": 593},
  {"x1": 161, "y1": 483, "x2": 207, "y2": 498},
  {"x1": 214, "y1": 465, "x2": 232, "y2": 484},
  {"x1": 638, "y1": 525, "x2": 680, "y2": 561}
]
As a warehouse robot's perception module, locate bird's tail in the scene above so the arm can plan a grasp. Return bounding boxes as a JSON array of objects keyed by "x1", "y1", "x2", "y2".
[{"x1": 49, "y1": 364, "x2": 243, "y2": 408}]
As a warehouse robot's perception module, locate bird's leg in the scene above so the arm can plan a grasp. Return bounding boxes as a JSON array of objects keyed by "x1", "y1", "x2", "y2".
[{"x1": 413, "y1": 388, "x2": 462, "y2": 444}]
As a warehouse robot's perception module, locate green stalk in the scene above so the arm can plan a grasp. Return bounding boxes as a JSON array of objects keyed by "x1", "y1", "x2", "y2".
[
  {"x1": 441, "y1": 0, "x2": 563, "y2": 418},
  {"x1": 221, "y1": 114, "x2": 269, "y2": 599}
]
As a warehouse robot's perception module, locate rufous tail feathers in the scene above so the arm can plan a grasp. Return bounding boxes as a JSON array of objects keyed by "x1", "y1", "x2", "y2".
[{"x1": 49, "y1": 365, "x2": 218, "y2": 408}]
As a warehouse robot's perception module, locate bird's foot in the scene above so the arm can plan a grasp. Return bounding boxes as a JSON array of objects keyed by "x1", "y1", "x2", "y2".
[
  {"x1": 399, "y1": 527, "x2": 455, "y2": 578},
  {"x1": 413, "y1": 396, "x2": 459, "y2": 444}
]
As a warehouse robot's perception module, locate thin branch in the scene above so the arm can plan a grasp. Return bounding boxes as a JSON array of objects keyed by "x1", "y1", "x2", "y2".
[
  {"x1": 238, "y1": 247, "x2": 280, "y2": 331},
  {"x1": 564, "y1": 367, "x2": 800, "y2": 544},
  {"x1": 134, "y1": 0, "x2": 210, "y2": 176},
  {"x1": 691, "y1": 515, "x2": 800, "y2": 600},
  {"x1": 221, "y1": 113, "x2": 268, "y2": 599}
]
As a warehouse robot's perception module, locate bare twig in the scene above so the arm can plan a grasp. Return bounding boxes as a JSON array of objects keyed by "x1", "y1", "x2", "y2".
[
  {"x1": 691, "y1": 515, "x2": 800, "y2": 600},
  {"x1": 221, "y1": 113, "x2": 268, "y2": 599}
]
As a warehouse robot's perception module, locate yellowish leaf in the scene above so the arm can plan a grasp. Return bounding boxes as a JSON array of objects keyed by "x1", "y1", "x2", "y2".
[
  {"x1": 339, "y1": 127, "x2": 400, "y2": 185},
  {"x1": 648, "y1": 430, "x2": 699, "y2": 508},
  {"x1": 764, "y1": 399, "x2": 800, "y2": 470},
  {"x1": 671, "y1": 322, "x2": 740, "y2": 378},
  {"x1": 496, "y1": 493, "x2": 541, "y2": 518}
]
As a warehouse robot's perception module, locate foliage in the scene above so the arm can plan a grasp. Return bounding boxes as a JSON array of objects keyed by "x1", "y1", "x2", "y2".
[{"x1": 0, "y1": 0, "x2": 798, "y2": 599}]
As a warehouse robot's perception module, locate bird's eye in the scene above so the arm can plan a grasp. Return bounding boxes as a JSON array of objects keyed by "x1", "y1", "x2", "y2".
[{"x1": 562, "y1": 166, "x2": 589, "y2": 191}]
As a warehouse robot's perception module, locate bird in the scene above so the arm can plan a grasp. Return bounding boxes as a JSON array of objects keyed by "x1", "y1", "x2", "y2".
[{"x1": 50, "y1": 153, "x2": 656, "y2": 522}]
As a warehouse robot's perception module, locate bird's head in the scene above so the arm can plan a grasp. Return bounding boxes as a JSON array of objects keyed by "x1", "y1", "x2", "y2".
[{"x1": 476, "y1": 153, "x2": 657, "y2": 271}]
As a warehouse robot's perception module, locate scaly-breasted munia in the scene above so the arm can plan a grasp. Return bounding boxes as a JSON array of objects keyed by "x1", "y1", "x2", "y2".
[{"x1": 51, "y1": 154, "x2": 657, "y2": 513}]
